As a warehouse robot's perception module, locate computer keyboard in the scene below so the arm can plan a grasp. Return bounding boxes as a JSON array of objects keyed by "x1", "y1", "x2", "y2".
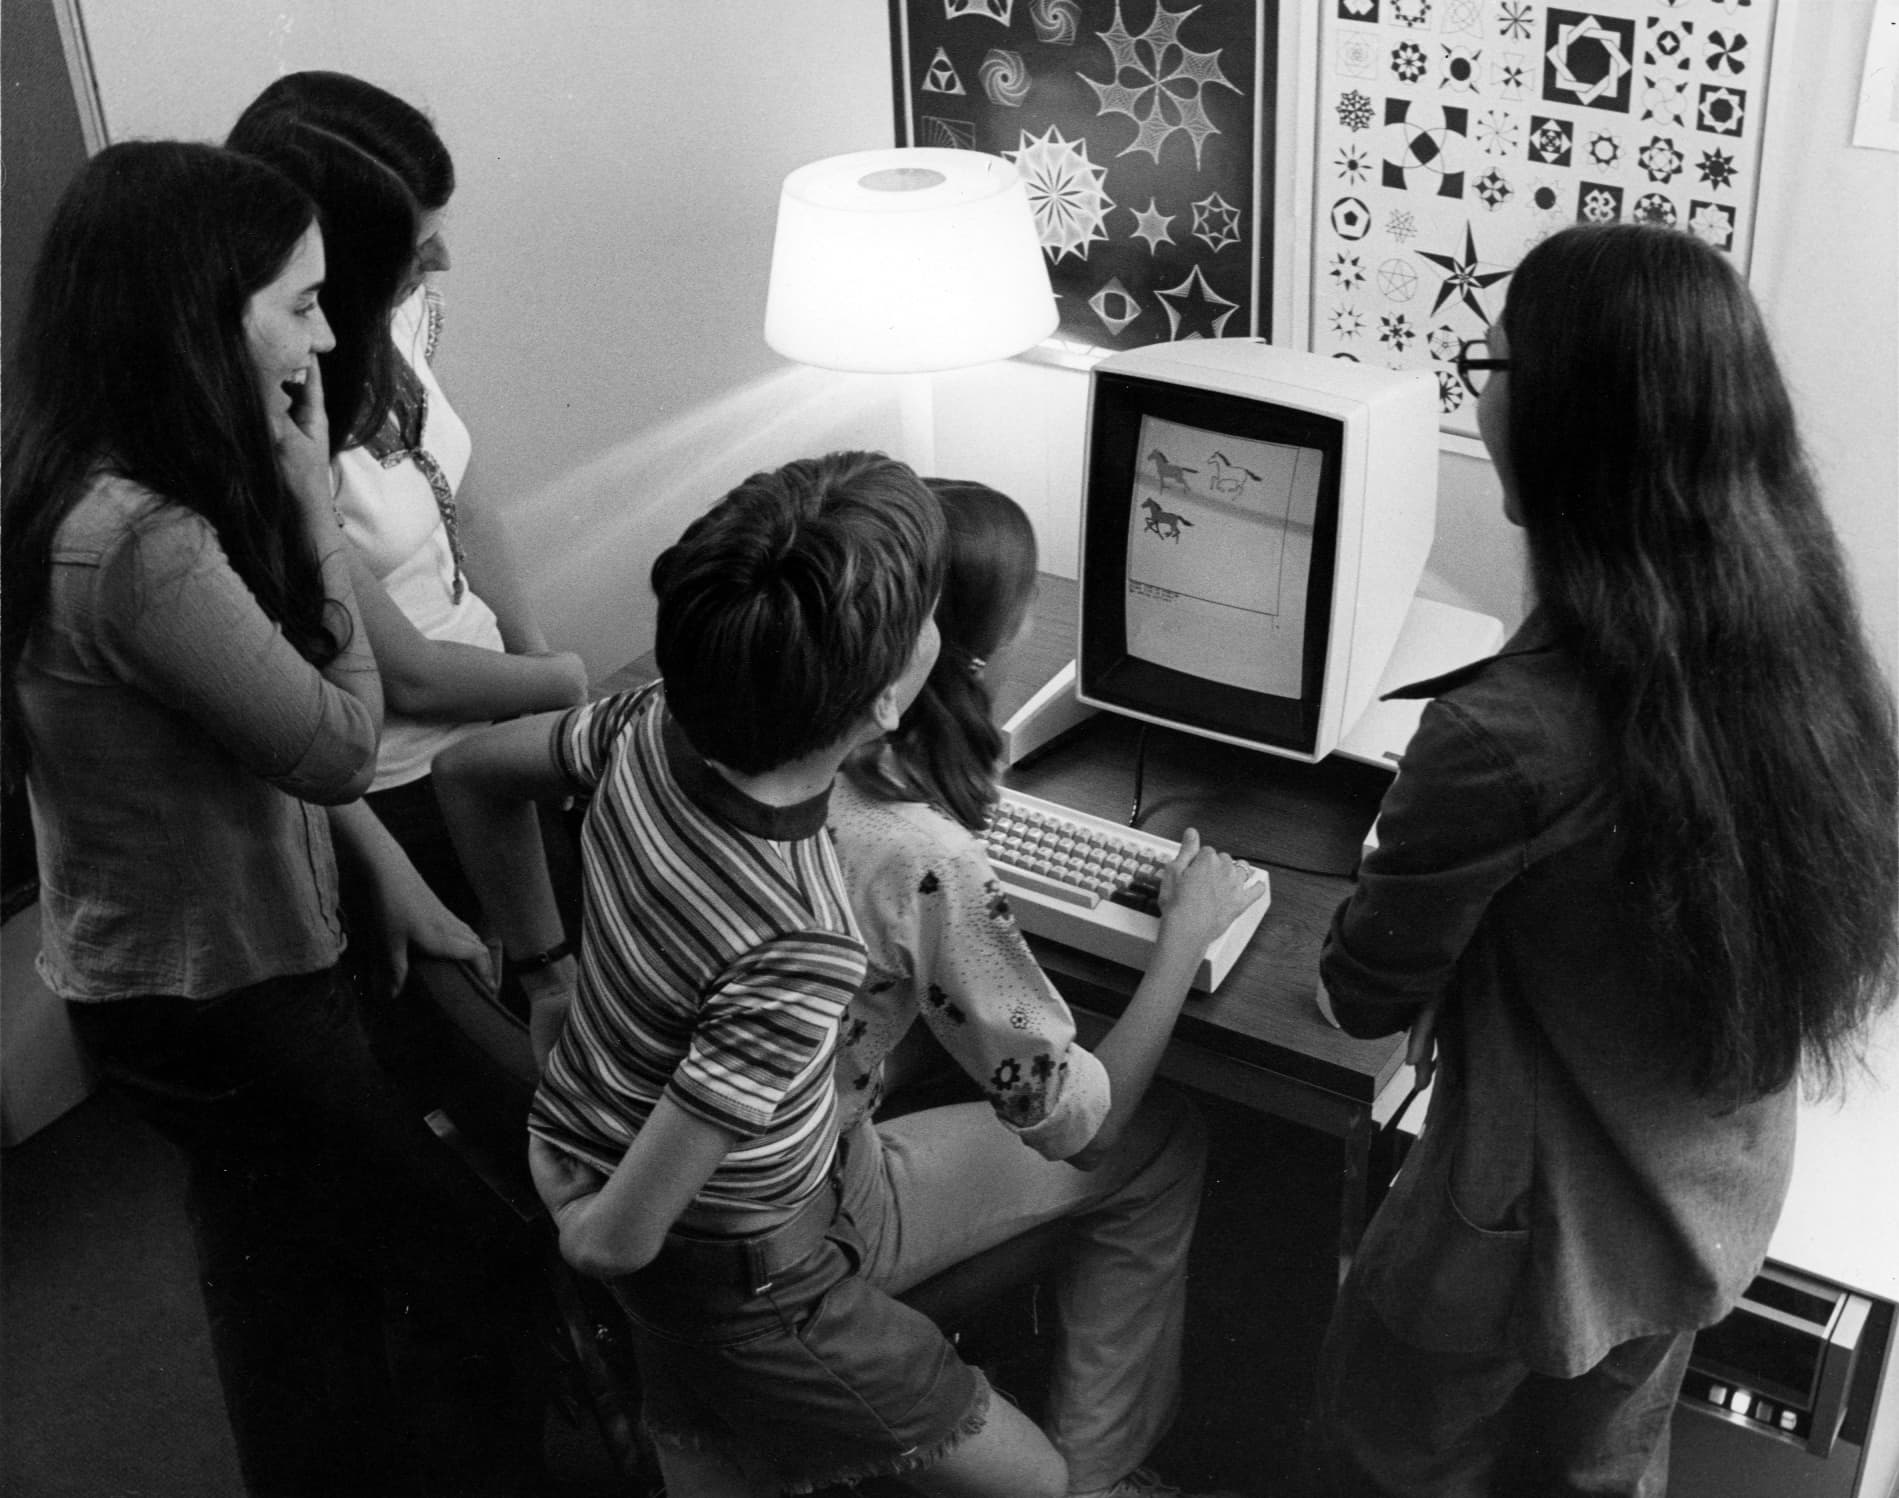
[{"x1": 982, "y1": 788, "x2": 1270, "y2": 992}]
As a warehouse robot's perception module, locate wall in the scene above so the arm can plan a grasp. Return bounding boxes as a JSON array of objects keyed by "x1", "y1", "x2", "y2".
[
  {"x1": 79, "y1": 0, "x2": 907, "y2": 679},
  {"x1": 932, "y1": 1, "x2": 1899, "y2": 679},
  {"x1": 72, "y1": 0, "x2": 1895, "y2": 679}
]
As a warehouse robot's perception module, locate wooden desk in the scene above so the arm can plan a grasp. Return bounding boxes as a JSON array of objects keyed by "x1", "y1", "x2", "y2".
[{"x1": 597, "y1": 573, "x2": 1410, "y2": 1258}]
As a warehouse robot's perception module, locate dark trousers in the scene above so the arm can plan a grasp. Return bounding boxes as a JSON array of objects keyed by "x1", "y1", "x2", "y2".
[
  {"x1": 1309, "y1": 1266, "x2": 1693, "y2": 1498},
  {"x1": 68, "y1": 967, "x2": 541, "y2": 1498}
]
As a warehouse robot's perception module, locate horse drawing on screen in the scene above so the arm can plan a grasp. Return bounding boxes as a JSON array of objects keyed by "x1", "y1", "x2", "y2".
[
  {"x1": 1207, "y1": 451, "x2": 1262, "y2": 495},
  {"x1": 1141, "y1": 496, "x2": 1194, "y2": 542},
  {"x1": 1146, "y1": 449, "x2": 1196, "y2": 492}
]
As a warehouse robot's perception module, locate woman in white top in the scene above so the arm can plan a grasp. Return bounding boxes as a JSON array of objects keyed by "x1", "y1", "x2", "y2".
[{"x1": 229, "y1": 72, "x2": 587, "y2": 937}]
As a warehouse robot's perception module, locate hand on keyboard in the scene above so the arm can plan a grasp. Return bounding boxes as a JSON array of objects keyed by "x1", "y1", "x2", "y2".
[
  {"x1": 1157, "y1": 828, "x2": 1270, "y2": 955},
  {"x1": 983, "y1": 789, "x2": 1273, "y2": 991}
]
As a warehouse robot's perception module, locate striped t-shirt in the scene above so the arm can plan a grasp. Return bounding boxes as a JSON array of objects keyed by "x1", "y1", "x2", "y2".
[{"x1": 527, "y1": 682, "x2": 866, "y2": 1223}]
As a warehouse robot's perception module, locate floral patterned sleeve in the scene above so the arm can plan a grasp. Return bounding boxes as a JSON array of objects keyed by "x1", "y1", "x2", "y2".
[{"x1": 829, "y1": 781, "x2": 1110, "y2": 1161}]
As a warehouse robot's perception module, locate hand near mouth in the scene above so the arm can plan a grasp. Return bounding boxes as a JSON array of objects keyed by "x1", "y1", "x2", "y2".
[{"x1": 271, "y1": 357, "x2": 334, "y2": 518}]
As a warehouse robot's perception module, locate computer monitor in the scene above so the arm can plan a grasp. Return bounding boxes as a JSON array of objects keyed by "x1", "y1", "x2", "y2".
[{"x1": 1074, "y1": 340, "x2": 1439, "y2": 765}]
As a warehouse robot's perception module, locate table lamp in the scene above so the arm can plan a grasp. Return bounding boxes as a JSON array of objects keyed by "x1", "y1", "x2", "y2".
[{"x1": 764, "y1": 146, "x2": 1057, "y2": 472}]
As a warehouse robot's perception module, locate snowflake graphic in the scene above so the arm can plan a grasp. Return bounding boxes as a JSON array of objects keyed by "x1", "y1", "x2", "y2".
[
  {"x1": 1335, "y1": 143, "x2": 1372, "y2": 184},
  {"x1": 1191, "y1": 192, "x2": 1242, "y2": 252},
  {"x1": 1696, "y1": 148, "x2": 1738, "y2": 191},
  {"x1": 1699, "y1": 85, "x2": 1746, "y2": 136},
  {"x1": 1645, "y1": 74, "x2": 1692, "y2": 127},
  {"x1": 1378, "y1": 312, "x2": 1416, "y2": 352},
  {"x1": 1129, "y1": 198, "x2": 1175, "y2": 251},
  {"x1": 1688, "y1": 200, "x2": 1736, "y2": 249},
  {"x1": 1638, "y1": 137, "x2": 1684, "y2": 184},
  {"x1": 1154, "y1": 263, "x2": 1239, "y2": 339},
  {"x1": 1706, "y1": 30, "x2": 1748, "y2": 74},
  {"x1": 1387, "y1": 208, "x2": 1420, "y2": 243},
  {"x1": 1089, "y1": 276, "x2": 1143, "y2": 335},
  {"x1": 1338, "y1": 30, "x2": 1380, "y2": 80},
  {"x1": 1391, "y1": 0, "x2": 1430, "y2": 27},
  {"x1": 1329, "y1": 303, "x2": 1367, "y2": 340},
  {"x1": 1498, "y1": 2, "x2": 1533, "y2": 40},
  {"x1": 1545, "y1": 15, "x2": 1633, "y2": 109},
  {"x1": 1442, "y1": 44, "x2": 1483, "y2": 92},
  {"x1": 1580, "y1": 185, "x2": 1621, "y2": 224},
  {"x1": 1646, "y1": 18, "x2": 1692, "y2": 69},
  {"x1": 1444, "y1": 0, "x2": 1482, "y2": 39},
  {"x1": 1376, "y1": 258, "x2": 1419, "y2": 302},
  {"x1": 1519, "y1": 175, "x2": 1564, "y2": 227},
  {"x1": 949, "y1": 0, "x2": 1013, "y2": 20},
  {"x1": 1008, "y1": 126, "x2": 1112, "y2": 262},
  {"x1": 1475, "y1": 169, "x2": 1513, "y2": 210},
  {"x1": 1337, "y1": 89, "x2": 1375, "y2": 132},
  {"x1": 1631, "y1": 193, "x2": 1678, "y2": 227},
  {"x1": 1492, "y1": 57, "x2": 1528, "y2": 96},
  {"x1": 1525, "y1": 175, "x2": 1567, "y2": 224},
  {"x1": 1427, "y1": 323, "x2": 1462, "y2": 361},
  {"x1": 1392, "y1": 41, "x2": 1428, "y2": 84},
  {"x1": 1329, "y1": 251, "x2": 1367, "y2": 291},
  {"x1": 1530, "y1": 117, "x2": 1572, "y2": 164},
  {"x1": 1081, "y1": 2, "x2": 1241, "y2": 168},
  {"x1": 1436, "y1": 370, "x2": 1466, "y2": 414},
  {"x1": 1587, "y1": 132, "x2": 1623, "y2": 170},
  {"x1": 1419, "y1": 223, "x2": 1511, "y2": 320},
  {"x1": 1475, "y1": 109, "x2": 1520, "y2": 157}
]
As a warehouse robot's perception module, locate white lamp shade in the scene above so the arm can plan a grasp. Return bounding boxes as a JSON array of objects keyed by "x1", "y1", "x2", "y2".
[{"x1": 765, "y1": 147, "x2": 1057, "y2": 373}]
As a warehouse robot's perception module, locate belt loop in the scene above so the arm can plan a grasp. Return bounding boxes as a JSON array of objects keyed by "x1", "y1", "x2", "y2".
[{"x1": 745, "y1": 1235, "x2": 774, "y2": 1297}]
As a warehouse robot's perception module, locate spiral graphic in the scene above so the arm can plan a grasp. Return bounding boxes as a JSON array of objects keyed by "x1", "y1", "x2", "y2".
[
  {"x1": 980, "y1": 49, "x2": 1031, "y2": 109},
  {"x1": 1030, "y1": 0, "x2": 1079, "y2": 45}
]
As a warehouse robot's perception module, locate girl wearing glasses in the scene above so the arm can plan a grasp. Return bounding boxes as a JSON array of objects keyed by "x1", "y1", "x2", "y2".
[{"x1": 1310, "y1": 224, "x2": 1898, "y2": 1496}]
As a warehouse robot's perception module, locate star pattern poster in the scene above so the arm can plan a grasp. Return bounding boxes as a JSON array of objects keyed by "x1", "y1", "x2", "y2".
[
  {"x1": 890, "y1": 0, "x2": 1278, "y2": 357},
  {"x1": 1313, "y1": 0, "x2": 1781, "y2": 440}
]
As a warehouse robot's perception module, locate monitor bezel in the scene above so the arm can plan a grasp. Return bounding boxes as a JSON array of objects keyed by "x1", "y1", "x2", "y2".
[{"x1": 1078, "y1": 369, "x2": 1345, "y2": 757}]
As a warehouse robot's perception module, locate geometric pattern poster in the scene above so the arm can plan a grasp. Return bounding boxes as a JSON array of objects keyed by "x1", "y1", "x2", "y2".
[
  {"x1": 1312, "y1": 0, "x2": 1780, "y2": 439},
  {"x1": 891, "y1": 0, "x2": 1277, "y2": 356}
]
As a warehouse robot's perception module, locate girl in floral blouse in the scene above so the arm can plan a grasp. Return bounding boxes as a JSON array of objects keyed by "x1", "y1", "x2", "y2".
[{"x1": 819, "y1": 479, "x2": 1265, "y2": 1498}]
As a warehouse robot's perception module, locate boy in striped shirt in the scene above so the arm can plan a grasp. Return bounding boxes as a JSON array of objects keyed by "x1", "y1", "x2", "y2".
[{"x1": 435, "y1": 452, "x2": 1070, "y2": 1495}]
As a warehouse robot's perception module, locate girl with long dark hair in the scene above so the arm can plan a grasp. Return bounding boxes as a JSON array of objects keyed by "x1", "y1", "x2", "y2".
[
  {"x1": 2, "y1": 141, "x2": 533, "y2": 1497},
  {"x1": 228, "y1": 72, "x2": 588, "y2": 945},
  {"x1": 1310, "y1": 224, "x2": 1899, "y2": 1496}
]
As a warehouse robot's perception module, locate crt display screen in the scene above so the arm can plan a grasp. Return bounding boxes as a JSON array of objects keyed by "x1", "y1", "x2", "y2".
[
  {"x1": 1124, "y1": 413, "x2": 1324, "y2": 702},
  {"x1": 1081, "y1": 370, "x2": 1343, "y2": 754}
]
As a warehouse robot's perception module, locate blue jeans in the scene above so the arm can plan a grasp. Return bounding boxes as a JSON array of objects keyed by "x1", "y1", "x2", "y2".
[
  {"x1": 640, "y1": 1085, "x2": 1207, "y2": 1494},
  {"x1": 68, "y1": 966, "x2": 540, "y2": 1498}
]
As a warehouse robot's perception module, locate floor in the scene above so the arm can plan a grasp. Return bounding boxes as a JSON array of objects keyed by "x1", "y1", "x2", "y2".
[{"x1": 1, "y1": 1081, "x2": 1339, "y2": 1497}]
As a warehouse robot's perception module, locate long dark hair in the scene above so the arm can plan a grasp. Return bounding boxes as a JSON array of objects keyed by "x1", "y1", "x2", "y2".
[
  {"x1": 1502, "y1": 224, "x2": 1899, "y2": 1099},
  {"x1": 2, "y1": 141, "x2": 341, "y2": 779},
  {"x1": 857, "y1": 480, "x2": 1039, "y2": 830},
  {"x1": 228, "y1": 71, "x2": 455, "y2": 450}
]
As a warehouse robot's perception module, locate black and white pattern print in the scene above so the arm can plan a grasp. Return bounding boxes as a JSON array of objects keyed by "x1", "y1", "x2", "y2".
[{"x1": 1312, "y1": 0, "x2": 1779, "y2": 440}]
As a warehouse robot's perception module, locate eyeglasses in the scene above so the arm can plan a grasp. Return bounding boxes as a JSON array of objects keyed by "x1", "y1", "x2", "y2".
[{"x1": 1455, "y1": 337, "x2": 1509, "y2": 397}]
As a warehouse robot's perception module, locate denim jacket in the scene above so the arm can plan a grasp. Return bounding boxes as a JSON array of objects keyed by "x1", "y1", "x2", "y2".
[
  {"x1": 19, "y1": 477, "x2": 374, "y2": 1001},
  {"x1": 1322, "y1": 615, "x2": 1794, "y2": 1376}
]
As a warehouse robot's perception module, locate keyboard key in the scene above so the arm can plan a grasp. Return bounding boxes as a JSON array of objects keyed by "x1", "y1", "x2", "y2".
[{"x1": 991, "y1": 860, "x2": 1102, "y2": 908}]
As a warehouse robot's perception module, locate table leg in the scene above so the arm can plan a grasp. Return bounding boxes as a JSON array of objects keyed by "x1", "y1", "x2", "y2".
[{"x1": 1337, "y1": 1108, "x2": 1377, "y2": 1282}]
